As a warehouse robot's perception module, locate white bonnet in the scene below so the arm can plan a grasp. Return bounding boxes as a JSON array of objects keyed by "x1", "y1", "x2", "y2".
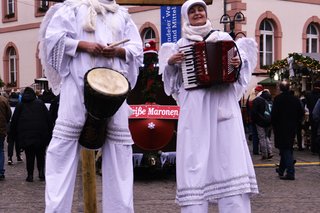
[{"x1": 181, "y1": 0, "x2": 208, "y2": 23}]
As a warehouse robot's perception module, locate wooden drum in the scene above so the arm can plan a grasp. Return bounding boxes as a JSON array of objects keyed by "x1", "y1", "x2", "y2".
[{"x1": 79, "y1": 67, "x2": 130, "y2": 149}]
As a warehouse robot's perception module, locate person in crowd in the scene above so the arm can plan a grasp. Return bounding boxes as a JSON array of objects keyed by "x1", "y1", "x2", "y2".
[
  {"x1": 158, "y1": 0, "x2": 258, "y2": 212},
  {"x1": 296, "y1": 90, "x2": 307, "y2": 151},
  {"x1": 271, "y1": 80, "x2": 304, "y2": 180},
  {"x1": 8, "y1": 91, "x2": 20, "y2": 107},
  {"x1": 7, "y1": 130, "x2": 23, "y2": 165},
  {"x1": 252, "y1": 88, "x2": 273, "y2": 160},
  {"x1": 9, "y1": 87, "x2": 52, "y2": 182},
  {"x1": 311, "y1": 98, "x2": 320, "y2": 156},
  {"x1": 39, "y1": 0, "x2": 143, "y2": 212},
  {"x1": 38, "y1": 89, "x2": 56, "y2": 104},
  {"x1": 48, "y1": 94, "x2": 60, "y2": 126},
  {"x1": 0, "y1": 93, "x2": 12, "y2": 181},
  {"x1": 305, "y1": 81, "x2": 320, "y2": 154},
  {"x1": 246, "y1": 85, "x2": 264, "y2": 155},
  {"x1": 7, "y1": 90, "x2": 24, "y2": 165}
]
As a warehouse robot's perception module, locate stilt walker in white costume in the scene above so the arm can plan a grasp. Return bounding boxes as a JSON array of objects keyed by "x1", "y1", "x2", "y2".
[
  {"x1": 158, "y1": 0, "x2": 259, "y2": 212},
  {"x1": 38, "y1": 0, "x2": 143, "y2": 212}
]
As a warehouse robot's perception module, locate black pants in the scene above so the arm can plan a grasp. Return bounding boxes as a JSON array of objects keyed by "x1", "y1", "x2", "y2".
[
  {"x1": 311, "y1": 122, "x2": 319, "y2": 153},
  {"x1": 7, "y1": 139, "x2": 21, "y2": 159},
  {"x1": 296, "y1": 122, "x2": 303, "y2": 149},
  {"x1": 24, "y1": 145, "x2": 46, "y2": 177},
  {"x1": 278, "y1": 148, "x2": 295, "y2": 177}
]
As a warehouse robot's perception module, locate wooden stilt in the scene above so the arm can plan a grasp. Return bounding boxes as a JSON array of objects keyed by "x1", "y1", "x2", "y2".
[{"x1": 81, "y1": 149, "x2": 97, "y2": 213}]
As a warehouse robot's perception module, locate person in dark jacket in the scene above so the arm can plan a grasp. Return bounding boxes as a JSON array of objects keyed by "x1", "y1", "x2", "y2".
[
  {"x1": 305, "y1": 81, "x2": 320, "y2": 154},
  {"x1": 0, "y1": 94, "x2": 12, "y2": 180},
  {"x1": 49, "y1": 94, "x2": 60, "y2": 126},
  {"x1": 9, "y1": 87, "x2": 52, "y2": 182},
  {"x1": 271, "y1": 80, "x2": 304, "y2": 180},
  {"x1": 247, "y1": 85, "x2": 264, "y2": 155},
  {"x1": 252, "y1": 89, "x2": 273, "y2": 160},
  {"x1": 311, "y1": 98, "x2": 320, "y2": 156}
]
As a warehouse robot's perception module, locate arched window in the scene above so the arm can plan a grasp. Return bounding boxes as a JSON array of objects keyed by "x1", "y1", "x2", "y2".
[
  {"x1": 8, "y1": 47, "x2": 17, "y2": 87},
  {"x1": 143, "y1": 28, "x2": 156, "y2": 47},
  {"x1": 259, "y1": 19, "x2": 274, "y2": 67},
  {"x1": 306, "y1": 24, "x2": 319, "y2": 53}
]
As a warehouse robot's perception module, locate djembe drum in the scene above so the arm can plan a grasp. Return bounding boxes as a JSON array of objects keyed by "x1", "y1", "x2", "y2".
[{"x1": 79, "y1": 67, "x2": 130, "y2": 149}]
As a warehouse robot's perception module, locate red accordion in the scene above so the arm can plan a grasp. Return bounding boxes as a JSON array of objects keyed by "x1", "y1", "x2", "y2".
[{"x1": 179, "y1": 40, "x2": 240, "y2": 90}]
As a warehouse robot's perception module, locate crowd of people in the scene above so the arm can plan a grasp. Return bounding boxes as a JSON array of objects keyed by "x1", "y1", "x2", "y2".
[
  {"x1": 246, "y1": 79, "x2": 320, "y2": 181},
  {"x1": 0, "y1": 87, "x2": 58, "y2": 182}
]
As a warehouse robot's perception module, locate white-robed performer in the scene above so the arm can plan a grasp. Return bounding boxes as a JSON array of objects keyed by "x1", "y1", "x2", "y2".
[
  {"x1": 158, "y1": 0, "x2": 259, "y2": 212},
  {"x1": 38, "y1": 0, "x2": 143, "y2": 212}
]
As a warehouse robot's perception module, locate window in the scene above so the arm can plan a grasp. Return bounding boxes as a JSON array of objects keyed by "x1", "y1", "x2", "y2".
[
  {"x1": 8, "y1": 48, "x2": 17, "y2": 87},
  {"x1": 143, "y1": 28, "x2": 156, "y2": 47},
  {"x1": 7, "y1": 0, "x2": 15, "y2": 15},
  {"x1": 259, "y1": 19, "x2": 274, "y2": 67},
  {"x1": 3, "y1": 0, "x2": 17, "y2": 20},
  {"x1": 35, "y1": 0, "x2": 51, "y2": 16},
  {"x1": 306, "y1": 24, "x2": 319, "y2": 53},
  {"x1": 39, "y1": 0, "x2": 49, "y2": 12}
]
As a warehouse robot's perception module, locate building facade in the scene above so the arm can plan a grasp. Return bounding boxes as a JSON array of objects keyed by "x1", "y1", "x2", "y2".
[{"x1": 0, "y1": 0, "x2": 319, "y2": 94}]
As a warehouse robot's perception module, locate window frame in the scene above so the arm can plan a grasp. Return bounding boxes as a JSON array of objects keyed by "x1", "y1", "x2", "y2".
[
  {"x1": 35, "y1": 0, "x2": 51, "y2": 17},
  {"x1": 259, "y1": 19, "x2": 275, "y2": 67},
  {"x1": 143, "y1": 28, "x2": 156, "y2": 47},
  {"x1": 306, "y1": 24, "x2": 319, "y2": 53},
  {"x1": 2, "y1": 0, "x2": 17, "y2": 22},
  {"x1": 8, "y1": 47, "x2": 17, "y2": 87}
]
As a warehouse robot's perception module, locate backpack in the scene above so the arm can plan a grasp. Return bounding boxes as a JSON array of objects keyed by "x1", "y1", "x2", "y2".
[
  {"x1": 264, "y1": 100, "x2": 272, "y2": 118},
  {"x1": 254, "y1": 96, "x2": 272, "y2": 127},
  {"x1": 263, "y1": 99, "x2": 272, "y2": 126}
]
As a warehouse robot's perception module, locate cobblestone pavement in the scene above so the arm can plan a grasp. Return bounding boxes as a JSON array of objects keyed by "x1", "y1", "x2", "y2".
[{"x1": 1, "y1": 140, "x2": 320, "y2": 213}]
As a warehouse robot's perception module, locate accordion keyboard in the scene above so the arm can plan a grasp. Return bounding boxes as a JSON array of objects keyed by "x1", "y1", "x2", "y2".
[{"x1": 180, "y1": 44, "x2": 198, "y2": 89}]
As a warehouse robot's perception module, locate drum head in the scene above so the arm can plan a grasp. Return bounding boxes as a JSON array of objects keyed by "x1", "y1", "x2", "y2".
[{"x1": 87, "y1": 68, "x2": 129, "y2": 96}]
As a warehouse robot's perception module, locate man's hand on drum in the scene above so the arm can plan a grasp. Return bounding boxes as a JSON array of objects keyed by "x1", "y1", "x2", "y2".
[
  {"x1": 168, "y1": 52, "x2": 185, "y2": 66},
  {"x1": 77, "y1": 41, "x2": 105, "y2": 56},
  {"x1": 77, "y1": 41, "x2": 125, "y2": 59},
  {"x1": 230, "y1": 55, "x2": 241, "y2": 68},
  {"x1": 102, "y1": 46, "x2": 125, "y2": 59}
]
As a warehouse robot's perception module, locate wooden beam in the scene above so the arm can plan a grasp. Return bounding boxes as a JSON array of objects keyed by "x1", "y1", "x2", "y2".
[
  {"x1": 116, "y1": 0, "x2": 213, "y2": 5},
  {"x1": 81, "y1": 149, "x2": 97, "y2": 213}
]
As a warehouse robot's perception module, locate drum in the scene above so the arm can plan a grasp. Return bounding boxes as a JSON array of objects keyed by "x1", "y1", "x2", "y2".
[
  {"x1": 79, "y1": 67, "x2": 130, "y2": 149},
  {"x1": 84, "y1": 67, "x2": 130, "y2": 119}
]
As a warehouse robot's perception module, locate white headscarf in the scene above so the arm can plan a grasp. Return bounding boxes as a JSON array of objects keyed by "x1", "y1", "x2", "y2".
[{"x1": 181, "y1": 0, "x2": 213, "y2": 41}]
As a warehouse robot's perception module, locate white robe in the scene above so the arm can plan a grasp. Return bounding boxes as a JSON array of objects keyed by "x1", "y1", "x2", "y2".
[
  {"x1": 159, "y1": 34, "x2": 259, "y2": 206},
  {"x1": 39, "y1": 1, "x2": 143, "y2": 212}
]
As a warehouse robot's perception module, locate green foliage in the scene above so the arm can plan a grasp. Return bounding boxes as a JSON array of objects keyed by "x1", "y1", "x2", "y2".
[
  {"x1": 0, "y1": 78, "x2": 5, "y2": 88},
  {"x1": 267, "y1": 53, "x2": 320, "y2": 79},
  {"x1": 267, "y1": 53, "x2": 320, "y2": 91}
]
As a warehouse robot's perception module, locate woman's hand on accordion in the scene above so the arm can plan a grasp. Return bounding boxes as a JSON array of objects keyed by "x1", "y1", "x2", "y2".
[
  {"x1": 230, "y1": 55, "x2": 241, "y2": 68},
  {"x1": 168, "y1": 52, "x2": 185, "y2": 66}
]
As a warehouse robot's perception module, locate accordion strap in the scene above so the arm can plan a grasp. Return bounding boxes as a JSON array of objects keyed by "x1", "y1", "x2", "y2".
[{"x1": 203, "y1": 29, "x2": 218, "y2": 41}]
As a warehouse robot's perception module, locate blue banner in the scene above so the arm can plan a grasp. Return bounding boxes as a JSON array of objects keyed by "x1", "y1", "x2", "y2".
[{"x1": 160, "y1": 6, "x2": 181, "y2": 44}]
